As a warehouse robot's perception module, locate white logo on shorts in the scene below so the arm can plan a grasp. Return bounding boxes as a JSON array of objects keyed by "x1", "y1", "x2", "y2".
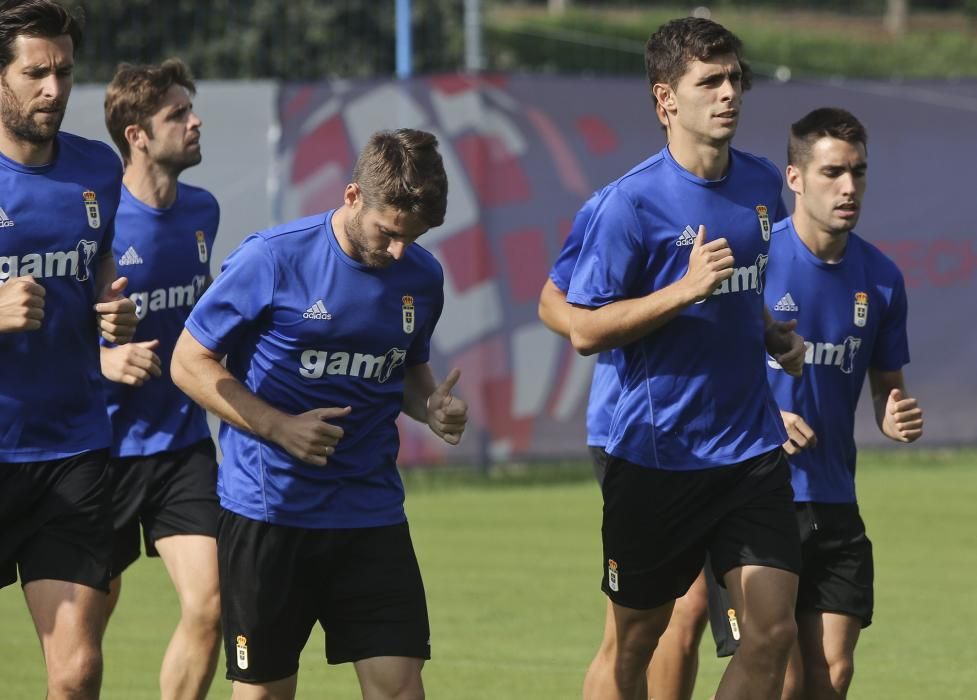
[
  {"x1": 235, "y1": 635, "x2": 249, "y2": 670},
  {"x1": 607, "y1": 559, "x2": 619, "y2": 592}
]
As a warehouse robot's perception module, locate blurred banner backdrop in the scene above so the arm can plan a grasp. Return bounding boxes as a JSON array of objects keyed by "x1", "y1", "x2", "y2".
[{"x1": 65, "y1": 76, "x2": 977, "y2": 466}]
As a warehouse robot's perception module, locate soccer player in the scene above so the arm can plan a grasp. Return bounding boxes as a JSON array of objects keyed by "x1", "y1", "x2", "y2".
[
  {"x1": 0, "y1": 1, "x2": 136, "y2": 698},
  {"x1": 171, "y1": 128, "x2": 468, "y2": 700},
  {"x1": 100, "y1": 58, "x2": 221, "y2": 700},
  {"x1": 712, "y1": 107, "x2": 924, "y2": 700},
  {"x1": 565, "y1": 18, "x2": 806, "y2": 700},
  {"x1": 539, "y1": 191, "x2": 709, "y2": 700}
]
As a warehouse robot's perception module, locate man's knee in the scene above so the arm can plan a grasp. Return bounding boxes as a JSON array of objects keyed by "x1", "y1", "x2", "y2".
[
  {"x1": 668, "y1": 597, "x2": 709, "y2": 651},
  {"x1": 807, "y1": 655, "x2": 855, "y2": 697},
  {"x1": 742, "y1": 616, "x2": 797, "y2": 660},
  {"x1": 181, "y1": 585, "x2": 221, "y2": 633},
  {"x1": 367, "y1": 673, "x2": 424, "y2": 700},
  {"x1": 47, "y1": 646, "x2": 103, "y2": 698}
]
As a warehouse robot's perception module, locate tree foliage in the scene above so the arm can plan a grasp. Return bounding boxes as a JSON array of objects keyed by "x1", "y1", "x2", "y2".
[{"x1": 63, "y1": 0, "x2": 464, "y2": 81}]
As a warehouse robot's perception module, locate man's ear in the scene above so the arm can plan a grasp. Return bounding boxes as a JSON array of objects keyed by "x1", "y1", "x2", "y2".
[
  {"x1": 786, "y1": 164, "x2": 804, "y2": 196},
  {"x1": 343, "y1": 182, "x2": 362, "y2": 208},
  {"x1": 124, "y1": 123, "x2": 147, "y2": 155},
  {"x1": 652, "y1": 83, "x2": 675, "y2": 114}
]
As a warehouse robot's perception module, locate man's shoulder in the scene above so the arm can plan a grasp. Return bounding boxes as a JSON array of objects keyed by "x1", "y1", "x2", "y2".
[
  {"x1": 769, "y1": 217, "x2": 792, "y2": 244},
  {"x1": 257, "y1": 212, "x2": 327, "y2": 245},
  {"x1": 177, "y1": 181, "x2": 219, "y2": 213},
  {"x1": 57, "y1": 132, "x2": 122, "y2": 172},
  {"x1": 612, "y1": 151, "x2": 668, "y2": 193},
  {"x1": 850, "y1": 232, "x2": 903, "y2": 283},
  {"x1": 403, "y1": 241, "x2": 445, "y2": 284},
  {"x1": 730, "y1": 147, "x2": 782, "y2": 183}
]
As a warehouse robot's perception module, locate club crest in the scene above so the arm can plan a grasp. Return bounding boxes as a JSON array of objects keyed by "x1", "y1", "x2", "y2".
[
  {"x1": 402, "y1": 295, "x2": 415, "y2": 334},
  {"x1": 195, "y1": 230, "x2": 208, "y2": 263},
  {"x1": 83, "y1": 190, "x2": 100, "y2": 229},
  {"x1": 854, "y1": 291, "x2": 868, "y2": 327},
  {"x1": 755, "y1": 204, "x2": 771, "y2": 241}
]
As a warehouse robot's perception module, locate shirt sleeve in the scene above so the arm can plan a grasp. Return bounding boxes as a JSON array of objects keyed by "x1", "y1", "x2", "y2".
[
  {"x1": 565, "y1": 187, "x2": 647, "y2": 308},
  {"x1": 871, "y1": 267, "x2": 911, "y2": 371},
  {"x1": 549, "y1": 195, "x2": 598, "y2": 293},
  {"x1": 185, "y1": 234, "x2": 276, "y2": 355}
]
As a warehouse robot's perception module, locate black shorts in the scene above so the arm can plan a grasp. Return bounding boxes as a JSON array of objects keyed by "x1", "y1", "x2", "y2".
[
  {"x1": 218, "y1": 510, "x2": 430, "y2": 683},
  {"x1": 589, "y1": 445, "x2": 610, "y2": 486},
  {"x1": 707, "y1": 501, "x2": 874, "y2": 657},
  {"x1": 109, "y1": 439, "x2": 218, "y2": 577},
  {"x1": 601, "y1": 448, "x2": 800, "y2": 610},
  {"x1": 0, "y1": 450, "x2": 112, "y2": 591}
]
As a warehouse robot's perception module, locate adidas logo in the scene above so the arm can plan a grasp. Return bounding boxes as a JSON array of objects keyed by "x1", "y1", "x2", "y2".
[
  {"x1": 675, "y1": 225, "x2": 696, "y2": 247},
  {"x1": 0, "y1": 207, "x2": 14, "y2": 228},
  {"x1": 303, "y1": 299, "x2": 332, "y2": 320},
  {"x1": 774, "y1": 292, "x2": 799, "y2": 312},
  {"x1": 118, "y1": 246, "x2": 144, "y2": 266}
]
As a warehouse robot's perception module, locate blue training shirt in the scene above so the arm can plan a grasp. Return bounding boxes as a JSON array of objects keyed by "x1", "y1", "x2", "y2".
[
  {"x1": 185, "y1": 209, "x2": 444, "y2": 529},
  {"x1": 765, "y1": 218, "x2": 910, "y2": 503},
  {"x1": 104, "y1": 183, "x2": 219, "y2": 457},
  {"x1": 567, "y1": 146, "x2": 788, "y2": 470},
  {"x1": 549, "y1": 192, "x2": 620, "y2": 448},
  {"x1": 0, "y1": 132, "x2": 122, "y2": 462}
]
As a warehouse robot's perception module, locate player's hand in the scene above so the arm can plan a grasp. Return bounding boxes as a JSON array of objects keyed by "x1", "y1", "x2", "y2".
[
  {"x1": 94, "y1": 277, "x2": 138, "y2": 344},
  {"x1": 426, "y1": 368, "x2": 468, "y2": 445},
  {"x1": 883, "y1": 388, "x2": 923, "y2": 443},
  {"x1": 765, "y1": 318, "x2": 805, "y2": 377},
  {"x1": 100, "y1": 339, "x2": 161, "y2": 386},
  {"x1": 780, "y1": 410, "x2": 817, "y2": 455},
  {"x1": 0, "y1": 275, "x2": 45, "y2": 332},
  {"x1": 681, "y1": 225, "x2": 735, "y2": 302},
  {"x1": 269, "y1": 406, "x2": 351, "y2": 466}
]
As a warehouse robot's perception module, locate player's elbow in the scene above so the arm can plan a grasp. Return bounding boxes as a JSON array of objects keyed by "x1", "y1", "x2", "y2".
[
  {"x1": 537, "y1": 301, "x2": 569, "y2": 340},
  {"x1": 170, "y1": 332, "x2": 204, "y2": 399},
  {"x1": 568, "y1": 307, "x2": 605, "y2": 355},
  {"x1": 569, "y1": 327, "x2": 601, "y2": 356}
]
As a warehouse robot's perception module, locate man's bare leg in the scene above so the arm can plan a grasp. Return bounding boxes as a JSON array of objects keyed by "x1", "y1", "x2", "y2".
[
  {"x1": 155, "y1": 534, "x2": 221, "y2": 700},
  {"x1": 24, "y1": 579, "x2": 106, "y2": 700},
  {"x1": 715, "y1": 565, "x2": 798, "y2": 700},
  {"x1": 647, "y1": 570, "x2": 709, "y2": 700},
  {"x1": 231, "y1": 675, "x2": 297, "y2": 700},
  {"x1": 600, "y1": 601, "x2": 675, "y2": 700},
  {"x1": 354, "y1": 656, "x2": 425, "y2": 700},
  {"x1": 794, "y1": 611, "x2": 860, "y2": 699}
]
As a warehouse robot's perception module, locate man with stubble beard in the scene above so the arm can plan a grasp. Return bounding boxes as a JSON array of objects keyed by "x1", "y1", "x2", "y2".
[{"x1": 0, "y1": 2, "x2": 137, "y2": 698}]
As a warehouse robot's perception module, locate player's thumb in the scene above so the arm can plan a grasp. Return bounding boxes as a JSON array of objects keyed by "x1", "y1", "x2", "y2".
[
  {"x1": 437, "y1": 368, "x2": 461, "y2": 398},
  {"x1": 693, "y1": 224, "x2": 707, "y2": 248},
  {"x1": 780, "y1": 318, "x2": 798, "y2": 332},
  {"x1": 889, "y1": 387, "x2": 904, "y2": 403},
  {"x1": 317, "y1": 405, "x2": 352, "y2": 421},
  {"x1": 101, "y1": 276, "x2": 128, "y2": 300},
  {"x1": 140, "y1": 339, "x2": 161, "y2": 350}
]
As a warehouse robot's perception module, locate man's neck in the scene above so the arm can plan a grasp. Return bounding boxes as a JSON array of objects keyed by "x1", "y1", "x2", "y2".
[
  {"x1": 123, "y1": 159, "x2": 179, "y2": 209},
  {"x1": 0, "y1": 128, "x2": 55, "y2": 166},
  {"x1": 791, "y1": 212, "x2": 849, "y2": 264},
  {"x1": 666, "y1": 130, "x2": 730, "y2": 181},
  {"x1": 329, "y1": 204, "x2": 356, "y2": 258}
]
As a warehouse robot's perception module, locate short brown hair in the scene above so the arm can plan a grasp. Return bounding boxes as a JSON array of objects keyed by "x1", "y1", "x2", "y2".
[
  {"x1": 0, "y1": 0, "x2": 82, "y2": 71},
  {"x1": 104, "y1": 58, "x2": 196, "y2": 164},
  {"x1": 788, "y1": 107, "x2": 867, "y2": 168},
  {"x1": 645, "y1": 17, "x2": 752, "y2": 92},
  {"x1": 352, "y1": 129, "x2": 448, "y2": 229}
]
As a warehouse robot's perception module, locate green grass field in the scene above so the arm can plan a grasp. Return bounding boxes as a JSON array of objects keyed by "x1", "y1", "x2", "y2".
[{"x1": 2, "y1": 450, "x2": 975, "y2": 698}]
